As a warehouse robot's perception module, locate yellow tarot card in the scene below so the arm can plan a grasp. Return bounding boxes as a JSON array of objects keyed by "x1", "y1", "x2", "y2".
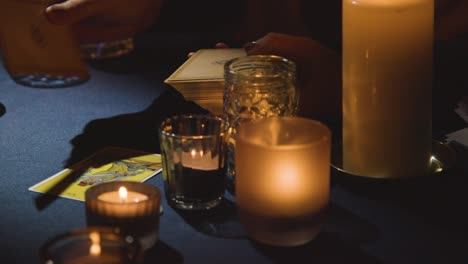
[{"x1": 29, "y1": 146, "x2": 162, "y2": 201}]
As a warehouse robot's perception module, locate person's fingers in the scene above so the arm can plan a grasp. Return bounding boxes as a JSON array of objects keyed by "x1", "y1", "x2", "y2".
[
  {"x1": 45, "y1": 0, "x2": 103, "y2": 25},
  {"x1": 215, "y1": 42, "x2": 230, "y2": 49},
  {"x1": 72, "y1": 23, "x2": 138, "y2": 44},
  {"x1": 242, "y1": 41, "x2": 257, "y2": 52},
  {"x1": 245, "y1": 41, "x2": 272, "y2": 56},
  {"x1": 244, "y1": 33, "x2": 282, "y2": 55}
]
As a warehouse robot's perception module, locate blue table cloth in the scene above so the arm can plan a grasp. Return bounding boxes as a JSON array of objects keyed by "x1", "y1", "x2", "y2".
[{"x1": 0, "y1": 33, "x2": 468, "y2": 264}]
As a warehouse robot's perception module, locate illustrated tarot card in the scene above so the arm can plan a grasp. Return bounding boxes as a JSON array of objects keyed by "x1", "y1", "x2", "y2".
[{"x1": 29, "y1": 146, "x2": 162, "y2": 201}]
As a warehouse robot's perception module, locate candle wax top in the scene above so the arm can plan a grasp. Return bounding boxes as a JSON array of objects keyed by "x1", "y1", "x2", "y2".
[{"x1": 98, "y1": 190, "x2": 148, "y2": 203}]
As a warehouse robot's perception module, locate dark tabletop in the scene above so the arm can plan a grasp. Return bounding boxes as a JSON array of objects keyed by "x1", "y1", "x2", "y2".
[{"x1": 1, "y1": 32, "x2": 468, "y2": 264}]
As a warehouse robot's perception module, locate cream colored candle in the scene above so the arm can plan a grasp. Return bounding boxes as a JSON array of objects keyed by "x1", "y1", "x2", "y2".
[
  {"x1": 95, "y1": 187, "x2": 150, "y2": 217},
  {"x1": 343, "y1": 0, "x2": 433, "y2": 178},
  {"x1": 173, "y1": 150, "x2": 219, "y2": 170},
  {"x1": 236, "y1": 117, "x2": 330, "y2": 246},
  {"x1": 98, "y1": 187, "x2": 149, "y2": 203}
]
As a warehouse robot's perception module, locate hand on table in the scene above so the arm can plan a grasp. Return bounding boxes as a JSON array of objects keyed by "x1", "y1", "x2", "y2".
[
  {"x1": 244, "y1": 33, "x2": 341, "y2": 120},
  {"x1": 45, "y1": 0, "x2": 164, "y2": 44},
  {"x1": 190, "y1": 33, "x2": 341, "y2": 120}
]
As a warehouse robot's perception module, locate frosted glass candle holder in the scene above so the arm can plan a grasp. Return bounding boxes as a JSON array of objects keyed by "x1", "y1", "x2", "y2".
[{"x1": 235, "y1": 117, "x2": 331, "y2": 246}]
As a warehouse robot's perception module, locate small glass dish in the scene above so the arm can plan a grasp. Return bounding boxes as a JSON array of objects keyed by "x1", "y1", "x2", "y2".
[{"x1": 40, "y1": 227, "x2": 141, "y2": 264}]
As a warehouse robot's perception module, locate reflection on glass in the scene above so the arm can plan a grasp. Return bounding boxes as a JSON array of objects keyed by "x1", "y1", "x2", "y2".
[{"x1": 80, "y1": 38, "x2": 134, "y2": 60}]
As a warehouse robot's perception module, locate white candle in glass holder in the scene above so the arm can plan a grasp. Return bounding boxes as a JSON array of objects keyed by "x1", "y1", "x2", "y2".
[
  {"x1": 85, "y1": 182, "x2": 161, "y2": 251},
  {"x1": 342, "y1": 0, "x2": 433, "y2": 178}
]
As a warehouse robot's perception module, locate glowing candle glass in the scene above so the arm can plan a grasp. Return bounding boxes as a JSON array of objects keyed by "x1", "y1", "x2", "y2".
[
  {"x1": 235, "y1": 117, "x2": 331, "y2": 246},
  {"x1": 342, "y1": 0, "x2": 433, "y2": 178},
  {"x1": 40, "y1": 227, "x2": 140, "y2": 264},
  {"x1": 85, "y1": 182, "x2": 161, "y2": 251}
]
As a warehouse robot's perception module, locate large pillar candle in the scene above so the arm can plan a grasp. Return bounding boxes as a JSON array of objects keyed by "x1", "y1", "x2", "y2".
[{"x1": 342, "y1": 0, "x2": 433, "y2": 178}]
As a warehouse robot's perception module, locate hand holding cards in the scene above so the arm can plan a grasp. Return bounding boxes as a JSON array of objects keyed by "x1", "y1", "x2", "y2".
[
  {"x1": 0, "y1": 0, "x2": 89, "y2": 88},
  {"x1": 165, "y1": 48, "x2": 246, "y2": 114}
]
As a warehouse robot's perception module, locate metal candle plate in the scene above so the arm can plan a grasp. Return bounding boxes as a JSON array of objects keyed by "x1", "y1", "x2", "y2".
[{"x1": 331, "y1": 140, "x2": 456, "y2": 179}]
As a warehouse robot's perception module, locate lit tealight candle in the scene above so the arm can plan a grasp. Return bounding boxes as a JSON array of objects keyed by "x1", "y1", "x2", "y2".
[
  {"x1": 98, "y1": 186, "x2": 149, "y2": 204},
  {"x1": 173, "y1": 149, "x2": 219, "y2": 171},
  {"x1": 342, "y1": 0, "x2": 433, "y2": 178},
  {"x1": 85, "y1": 182, "x2": 161, "y2": 251},
  {"x1": 235, "y1": 117, "x2": 331, "y2": 247}
]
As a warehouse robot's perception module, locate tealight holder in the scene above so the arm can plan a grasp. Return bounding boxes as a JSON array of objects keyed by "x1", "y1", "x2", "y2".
[
  {"x1": 85, "y1": 182, "x2": 161, "y2": 251},
  {"x1": 40, "y1": 227, "x2": 140, "y2": 264}
]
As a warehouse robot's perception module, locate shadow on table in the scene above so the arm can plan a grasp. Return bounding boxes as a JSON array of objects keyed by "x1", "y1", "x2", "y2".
[
  {"x1": 143, "y1": 240, "x2": 184, "y2": 264},
  {"x1": 333, "y1": 166, "x2": 468, "y2": 238},
  {"x1": 323, "y1": 203, "x2": 379, "y2": 245},
  {"x1": 0, "y1": 102, "x2": 5, "y2": 117},
  {"x1": 66, "y1": 88, "x2": 208, "y2": 166},
  {"x1": 251, "y1": 231, "x2": 382, "y2": 264},
  {"x1": 172, "y1": 200, "x2": 378, "y2": 244},
  {"x1": 173, "y1": 198, "x2": 248, "y2": 239},
  {"x1": 34, "y1": 88, "x2": 208, "y2": 211}
]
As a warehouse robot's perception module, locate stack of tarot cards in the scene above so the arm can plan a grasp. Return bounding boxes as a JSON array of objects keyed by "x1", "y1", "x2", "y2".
[{"x1": 164, "y1": 48, "x2": 246, "y2": 114}]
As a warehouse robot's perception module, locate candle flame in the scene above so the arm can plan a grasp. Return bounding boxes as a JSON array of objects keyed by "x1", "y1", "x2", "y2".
[
  {"x1": 89, "y1": 232, "x2": 101, "y2": 256},
  {"x1": 190, "y1": 149, "x2": 204, "y2": 158},
  {"x1": 119, "y1": 186, "x2": 128, "y2": 201},
  {"x1": 89, "y1": 243, "x2": 101, "y2": 256},
  {"x1": 89, "y1": 232, "x2": 100, "y2": 243},
  {"x1": 275, "y1": 164, "x2": 302, "y2": 193}
]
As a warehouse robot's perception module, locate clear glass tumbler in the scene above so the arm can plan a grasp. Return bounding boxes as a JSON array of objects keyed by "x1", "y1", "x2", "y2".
[
  {"x1": 223, "y1": 55, "x2": 298, "y2": 188},
  {"x1": 159, "y1": 115, "x2": 227, "y2": 210}
]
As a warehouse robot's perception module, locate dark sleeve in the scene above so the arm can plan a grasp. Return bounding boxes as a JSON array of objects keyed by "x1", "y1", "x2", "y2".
[
  {"x1": 302, "y1": 0, "x2": 342, "y2": 52},
  {"x1": 151, "y1": 0, "x2": 246, "y2": 34}
]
